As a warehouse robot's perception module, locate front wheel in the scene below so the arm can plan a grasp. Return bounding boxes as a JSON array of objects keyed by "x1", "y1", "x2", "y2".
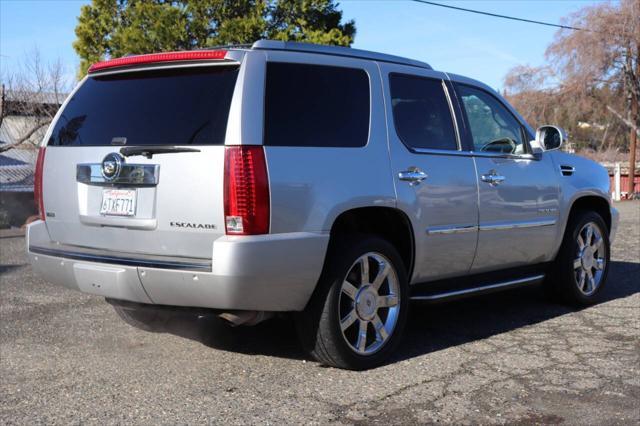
[
  {"x1": 296, "y1": 235, "x2": 409, "y2": 370},
  {"x1": 549, "y1": 210, "x2": 610, "y2": 306}
]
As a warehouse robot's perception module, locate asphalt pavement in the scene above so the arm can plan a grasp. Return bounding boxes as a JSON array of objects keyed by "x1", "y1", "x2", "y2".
[{"x1": 1, "y1": 202, "x2": 639, "y2": 424}]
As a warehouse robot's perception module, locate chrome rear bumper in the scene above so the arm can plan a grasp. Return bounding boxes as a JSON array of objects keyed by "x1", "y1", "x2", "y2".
[
  {"x1": 27, "y1": 221, "x2": 329, "y2": 312},
  {"x1": 29, "y1": 245, "x2": 211, "y2": 271}
]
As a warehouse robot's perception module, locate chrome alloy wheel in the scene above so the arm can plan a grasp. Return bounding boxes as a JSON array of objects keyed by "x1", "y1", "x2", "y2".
[
  {"x1": 338, "y1": 252, "x2": 400, "y2": 355},
  {"x1": 574, "y1": 221, "x2": 607, "y2": 296}
]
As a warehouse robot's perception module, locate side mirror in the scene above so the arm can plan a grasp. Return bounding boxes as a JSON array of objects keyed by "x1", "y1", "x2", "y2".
[{"x1": 536, "y1": 125, "x2": 567, "y2": 151}]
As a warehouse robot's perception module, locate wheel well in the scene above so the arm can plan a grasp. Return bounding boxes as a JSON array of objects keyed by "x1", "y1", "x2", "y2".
[
  {"x1": 329, "y1": 207, "x2": 414, "y2": 277},
  {"x1": 569, "y1": 196, "x2": 611, "y2": 231}
]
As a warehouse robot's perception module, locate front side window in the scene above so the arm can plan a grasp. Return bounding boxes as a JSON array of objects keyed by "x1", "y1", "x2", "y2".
[
  {"x1": 264, "y1": 62, "x2": 370, "y2": 147},
  {"x1": 389, "y1": 74, "x2": 457, "y2": 151},
  {"x1": 457, "y1": 85, "x2": 526, "y2": 155}
]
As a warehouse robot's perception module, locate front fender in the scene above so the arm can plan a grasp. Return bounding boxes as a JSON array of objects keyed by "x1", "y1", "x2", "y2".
[{"x1": 546, "y1": 151, "x2": 612, "y2": 256}]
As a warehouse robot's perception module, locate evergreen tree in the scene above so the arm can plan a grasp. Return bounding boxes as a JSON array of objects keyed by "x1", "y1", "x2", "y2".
[{"x1": 73, "y1": 0, "x2": 356, "y2": 77}]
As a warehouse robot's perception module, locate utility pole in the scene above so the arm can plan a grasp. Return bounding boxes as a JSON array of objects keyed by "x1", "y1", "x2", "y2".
[{"x1": 629, "y1": 42, "x2": 639, "y2": 196}]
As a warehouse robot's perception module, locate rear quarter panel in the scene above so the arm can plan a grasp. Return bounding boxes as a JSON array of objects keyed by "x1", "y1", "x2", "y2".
[{"x1": 260, "y1": 51, "x2": 396, "y2": 233}]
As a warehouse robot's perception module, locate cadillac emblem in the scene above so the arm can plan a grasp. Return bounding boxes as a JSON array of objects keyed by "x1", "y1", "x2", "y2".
[{"x1": 101, "y1": 152, "x2": 124, "y2": 181}]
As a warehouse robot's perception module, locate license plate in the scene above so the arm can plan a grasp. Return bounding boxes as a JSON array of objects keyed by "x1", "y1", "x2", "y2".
[{"x1": 100, "y1": 189, "x2": 136, "y2": 216}]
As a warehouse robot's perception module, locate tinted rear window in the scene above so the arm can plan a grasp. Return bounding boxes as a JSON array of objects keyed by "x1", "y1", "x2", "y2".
[
  {"x1": 48, "y1": 66, "x2": 239, "y2": 146},
  {"x1": 264, "y1": 63, "x2": 370, "y2": 147}
]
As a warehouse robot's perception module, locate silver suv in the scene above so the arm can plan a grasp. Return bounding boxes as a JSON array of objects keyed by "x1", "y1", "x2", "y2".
[{"x1": 27, "y1": 41, "x2": 619, "y2": 370}]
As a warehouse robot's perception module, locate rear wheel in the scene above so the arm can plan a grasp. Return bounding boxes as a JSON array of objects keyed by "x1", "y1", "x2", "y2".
[
  {"x1": 296, "y1": 235, "x2": 409, "y2": 370},
  {"x1": 549, "y1": 210, "x2": 610, "y2": 306}
]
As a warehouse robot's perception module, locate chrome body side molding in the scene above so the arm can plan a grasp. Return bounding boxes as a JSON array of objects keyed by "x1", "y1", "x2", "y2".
[
  {"x1": 479, "y1": 219, "x2": 556, "y2": 232},
  {"x1": 427, "y1": 219, "x2": 556, "y2": 235},
  {"x1": 426, "y1": 224, "x2": 477, "y2": 235}
]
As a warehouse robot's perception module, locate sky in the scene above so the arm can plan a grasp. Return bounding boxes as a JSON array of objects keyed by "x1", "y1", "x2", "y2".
[{"x1": 0, "y1": 0, "x2": 611, "y2": 90}]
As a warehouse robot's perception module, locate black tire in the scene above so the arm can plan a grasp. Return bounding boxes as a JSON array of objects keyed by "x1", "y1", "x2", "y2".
[
  {"x1": 547, "y1": 210, "x2": 610, "y2": 306},
  {"x1": 295, "y1": 234, "x2": 409, "y2": 370},
  {"x1": 108, "y1": 299, "x2": 166, "y2": 332}
]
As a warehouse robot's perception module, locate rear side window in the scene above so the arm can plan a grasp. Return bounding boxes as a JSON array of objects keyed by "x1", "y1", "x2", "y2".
[
  {"x1": 48, "y1": 66, "x2": 239, "y2": 146},
  {"x1": 264, "y1": 63, "x2": 370, "y2": 147},
  {"x1": 389, "y1": 74, "x2": 457, "y2": 151}
]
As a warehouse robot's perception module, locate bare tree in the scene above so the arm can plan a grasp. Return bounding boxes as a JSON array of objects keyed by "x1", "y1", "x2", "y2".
[
  {"x1": 546, "y1": 0, "x2": 639, "y2": 193},
  {"x1": 504, "y1": 64, "x2": 628, "y2": 157},
  {"x1": 0, "y1": 48, "x2": 69, "y2": 153},
  {"x1": 503, "y1": 65, "x2": 556, "y2": 127}
]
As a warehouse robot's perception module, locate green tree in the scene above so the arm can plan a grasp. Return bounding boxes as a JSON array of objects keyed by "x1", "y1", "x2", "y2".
[{"x1": 73, "y1": 0, "x2": 355, "y2": 77}]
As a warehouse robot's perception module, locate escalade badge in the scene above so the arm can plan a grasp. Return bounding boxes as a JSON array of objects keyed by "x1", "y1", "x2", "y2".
[
  {"x1": 170, "y1": 222, "x2": 216, "y2": 230},
  {"x1": 101, "y1": 152, "x2": 124, "y2": 181}
]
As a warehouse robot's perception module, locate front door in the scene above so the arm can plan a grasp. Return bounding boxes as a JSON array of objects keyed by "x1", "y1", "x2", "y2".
[
  {"x1": 453, "y1": 83, "x2": 560, "y2": 272},
  {"x1": 380, "y1": 64, "x2": 479, "y2": 283}
]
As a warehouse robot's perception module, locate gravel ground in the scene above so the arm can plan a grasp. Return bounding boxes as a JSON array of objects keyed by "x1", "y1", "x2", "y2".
[{"x1": 1, "y1": 202, "x2": 638, "y2": 425}]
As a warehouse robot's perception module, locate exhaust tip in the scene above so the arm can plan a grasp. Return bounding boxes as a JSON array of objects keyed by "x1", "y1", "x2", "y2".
[{"x1": 218, "y1": 311, "x2": 273, "y2": 327}]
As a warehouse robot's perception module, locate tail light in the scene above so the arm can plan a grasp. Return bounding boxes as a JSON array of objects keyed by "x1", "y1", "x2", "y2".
[
  {"x1": 34, "y1": 147, "x2": 46, "y2": 220},
  {"x1": 224, "y1": 146, "x2": 270, "y2": 235}
]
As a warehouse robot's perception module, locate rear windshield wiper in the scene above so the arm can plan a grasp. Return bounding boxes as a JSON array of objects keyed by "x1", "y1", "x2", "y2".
[{"x1": 120, "y1": 146, "x2": 201, "y2": 159}]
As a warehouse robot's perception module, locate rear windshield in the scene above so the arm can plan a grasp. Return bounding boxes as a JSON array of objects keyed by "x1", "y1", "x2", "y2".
[{"x1": 48, "y1": 66, "x2": 239, "y2": 146}]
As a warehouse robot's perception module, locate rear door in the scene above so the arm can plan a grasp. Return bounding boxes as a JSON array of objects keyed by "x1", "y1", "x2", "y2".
[
  {"x1": 42, "y1": 63, "x2": 241, "y2": 259},
  {"x1": 379, "y1": 64, "x2": 479, "y2": 283}
]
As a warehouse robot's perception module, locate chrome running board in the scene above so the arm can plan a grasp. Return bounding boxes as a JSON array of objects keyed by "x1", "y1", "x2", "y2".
[{"x1": 410, "y1": 274, "x2": 545, "y2": 302}]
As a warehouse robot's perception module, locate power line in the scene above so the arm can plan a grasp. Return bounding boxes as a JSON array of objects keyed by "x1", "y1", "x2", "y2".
[{"x1": 411, "y1": 0, "x2": 587, "y2": 31}]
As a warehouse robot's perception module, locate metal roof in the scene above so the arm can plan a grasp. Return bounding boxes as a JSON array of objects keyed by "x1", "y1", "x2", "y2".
[
  {"x1": 0, "y1": 155, "x2": 27, "y2": 167},
  {"x1": 4, "y1": 90, "x2": 66, "y2": 106},
  {"x1": 251, "y1": 40, "x2": 432, "y2": 70}
]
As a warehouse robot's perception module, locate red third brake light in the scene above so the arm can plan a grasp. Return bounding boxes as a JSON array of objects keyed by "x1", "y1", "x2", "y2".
[
  {"x1": 88, "y1": 50, "x2": 228, "y2": 73},
  {"x1": 224, "y1": 146, "x2": 270, "y2": 235},
  {"x1": 34, "y1": 147, "x2": 46, "y2": 221}
]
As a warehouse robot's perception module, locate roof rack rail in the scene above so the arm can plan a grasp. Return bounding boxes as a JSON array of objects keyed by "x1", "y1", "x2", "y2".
[
  {"x1": 251, "y1": 40, "x2": 432, "y2": 70},
  {"x1": 195, "y1": 43, "x2": 254, "y2": 51}
]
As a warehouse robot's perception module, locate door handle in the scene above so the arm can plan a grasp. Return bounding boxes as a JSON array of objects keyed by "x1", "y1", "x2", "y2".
[
  {"x1": 398, "y1": 168, "x2": 428, "y2": 186},
  {"x1": 481, "y1": 170, "x2": 506, "y2": 186}
]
